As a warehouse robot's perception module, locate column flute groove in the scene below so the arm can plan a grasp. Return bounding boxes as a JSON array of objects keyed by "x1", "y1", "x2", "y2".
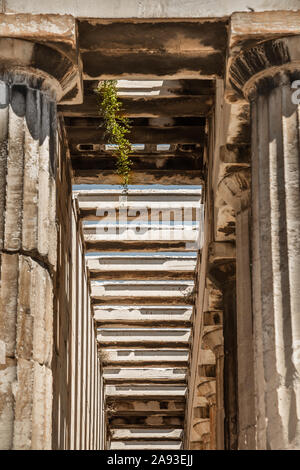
[
  {"x1": 229, "y1": 34, "x2": 300, "y2": 449},
  {"x1": 0, "y1": 35, "x2": 80, "y2": 450}
]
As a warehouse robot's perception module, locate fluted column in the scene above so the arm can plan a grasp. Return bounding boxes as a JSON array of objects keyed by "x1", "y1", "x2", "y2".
[
  {"x1": 229, "y1": 35, "x2": 300, "y2": 450},
  {"x1": 197, "y1": 377, "x2": 217, "y2": 449},
  {"x1": 202, "y1": 325, "x2": 224, "y2": 450},
  {"x1": 0, "y1": 38, "x2": 79, "y2": 449},
  {"x1": 192, "y1": 418, "x2": 211, "y2": 450},
  {"x1": 217, "y1": 165, "x2": 256, "y2": 449},
  {"x1": 207, "y1": 243, "x2": 236, "y2": 449}
]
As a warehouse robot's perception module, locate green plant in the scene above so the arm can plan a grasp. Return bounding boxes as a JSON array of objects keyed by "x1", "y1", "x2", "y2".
[{"x1": 95, "y1": 80, "x2": 133, "y2": 188}]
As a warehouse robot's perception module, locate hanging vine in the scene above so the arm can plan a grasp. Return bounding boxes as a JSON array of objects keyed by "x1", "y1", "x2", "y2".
[{"x1": 95, "y1": 80, "x2": 133, "y2": 188}]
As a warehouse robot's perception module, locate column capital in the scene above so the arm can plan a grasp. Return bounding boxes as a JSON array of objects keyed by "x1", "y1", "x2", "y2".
[
  {"x1": 214, "y1": 145, "x2": 251, "y2": 240},
  {"x1": 0, "y1": 14, "x2": 82, "y2": 104},
  {"x1": 203, "y1": 326, "x2": 224, "y2": 358},
  {"x1": 228, "y1": 35, "x2": 300, "y2": 101},
  {"x1": 207, "y1": 242, "x2": 236, "y2": 289},
  {"x1": 217, "y1": 166, "x2": 251, "y2": 214},
  {"x1": 197, "y1": 377, "x2": 216, "y2": 405},
  {"x1": 193, "y1": 418, "x2": 211, "y2": 441}
]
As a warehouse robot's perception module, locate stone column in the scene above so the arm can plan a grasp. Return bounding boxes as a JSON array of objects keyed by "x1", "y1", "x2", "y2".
[
  {"x1": 197, "y1": 377, "x2": 217, "y2": 449},
  {"x1": 218, "y1": 165, "x2": 256, "y2": 449},
  {"x1": 0, "y1": 38, "x2": 79, "y2": 449},
  {"x1": 207, "y1": 243, "x2": 236, "y2": 449},
  {"x1": 193, "y1": 418, "x2": 211, "y2": 450},
  {"x1": 229, "y1": 35, "x2": 300, "y2": 450},
  {"x1": 202, "y1": 325, "x2": 224, "y2": 450}
]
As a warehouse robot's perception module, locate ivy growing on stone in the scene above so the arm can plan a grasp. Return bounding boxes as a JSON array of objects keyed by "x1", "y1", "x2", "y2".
[{"x1": 95, "y1": 80, "x2": 132, "y2": 188}]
